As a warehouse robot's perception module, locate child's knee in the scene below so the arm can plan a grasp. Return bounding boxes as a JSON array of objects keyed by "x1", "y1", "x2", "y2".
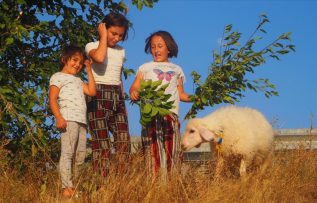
[{"x1": 75, "y1": 151, "x2": 86, "y2": 164}]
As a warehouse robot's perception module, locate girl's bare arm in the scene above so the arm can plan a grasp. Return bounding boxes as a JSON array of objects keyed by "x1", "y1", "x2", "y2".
[
  {"x1": 129, "y1": 72, "x2": 143, "y2": 101},
  {"x1": 88, "y1": 23, "x2": 108, "y2": 64},
  {"x1": 177, "y1": 77, "x2": 191, "y2": 102},
  {"x1": 49, "y1": 86, "x2": 67, "y2": 129},
  {"x1": 83, "y1": 60, "x2": 96, "y2": 96}
]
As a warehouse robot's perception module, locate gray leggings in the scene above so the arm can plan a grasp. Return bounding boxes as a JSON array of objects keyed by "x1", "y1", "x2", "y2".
[{"x1": 59, "y1": 121, "x2": 87, "y2": 188}]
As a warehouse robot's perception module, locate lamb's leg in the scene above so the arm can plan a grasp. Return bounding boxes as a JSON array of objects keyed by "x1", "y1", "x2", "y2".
[
  {"x1": 240, "y1": 156, "x2": 254, "y2": 177},
  {"x1": 240, "y1": 154, "x2": 255, "y2": 177},
  {"x1": 260, "y1": 151, "x2": 273, "y2": 175},
  {"x1": 214, "y1": 156, "x2": 224, "y2": 180},
  {"x1": 239, "y1": 159, "x2": 247, "y2": 177}
]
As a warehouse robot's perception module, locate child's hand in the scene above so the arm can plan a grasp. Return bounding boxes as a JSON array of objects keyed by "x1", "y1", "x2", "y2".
[
  {"x1": 84, "y1": 59, "x2": 93, "y2": 70},
  {"x1": 130, "y1": 90, "x2": 139, "y2": 101},
  {"x1": 98, "y1": 23, "x2": 107, "y2": 39},
  {"x1": 56, "y1": 116, "x2": 67, "y2": 130}
]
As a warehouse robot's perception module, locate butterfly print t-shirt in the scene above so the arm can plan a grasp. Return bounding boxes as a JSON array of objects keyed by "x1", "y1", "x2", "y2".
[{"x1": 137, "y1": 61, "x2": 186, "y2": 115}]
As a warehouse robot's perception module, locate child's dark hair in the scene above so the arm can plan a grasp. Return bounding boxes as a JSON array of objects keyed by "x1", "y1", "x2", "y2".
[
  {"x1": 60, "y1": 45, "x2": 86, "y2": 69},
  {"x1": 144, "y1": 31, "x2": 178, "y2": 58},
  {"x1": 102, "y1": 12, "x2": 130, "y2": 41}
]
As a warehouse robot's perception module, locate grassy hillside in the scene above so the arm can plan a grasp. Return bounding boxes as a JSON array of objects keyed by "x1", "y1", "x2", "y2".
[{"x1": 1, "y1": 145, "x2": 316, "y2": 202}]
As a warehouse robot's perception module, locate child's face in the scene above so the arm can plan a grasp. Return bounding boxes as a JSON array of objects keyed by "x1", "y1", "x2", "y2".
[
  {"x1": 150, "y1": 35, "x2": 169, "y2": 62},
  {"x1": 62, "y1": 52, "x2": 84, "y2": 75},
  {"x1": 107, "y1": 26, "x2": 126, "y2": 47}
]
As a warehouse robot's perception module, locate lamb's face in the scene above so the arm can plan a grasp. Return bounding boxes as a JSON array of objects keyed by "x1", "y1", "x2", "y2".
[{"x1": 181, "y1": 119, "x2": 204, "y2": 151}]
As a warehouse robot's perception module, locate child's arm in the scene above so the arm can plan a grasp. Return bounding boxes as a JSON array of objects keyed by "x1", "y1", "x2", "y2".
[
  {"x1": 177, "y1": 77, "x2": 191, "y2": 102},
  {"x1": 49, "y1": 86, "x2": 67, "y2": 130},
  {"x1": 129, "y1": 72, "x2": 143, "y2": 101},
  {"x1": 88, "y1": 23, "x2": 108, "y2": 64},
  {"x1": 83, "y1": 59, "x2": 96, "y2": 96}
]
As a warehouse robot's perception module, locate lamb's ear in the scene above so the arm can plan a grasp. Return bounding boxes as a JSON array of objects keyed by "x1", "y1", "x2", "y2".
[
  {"x1": 215, "y1": 126, "x2": 225, "y2": 136},
  {"x1": 198, "y1": 125, "x2": 215, "y2": 142}
]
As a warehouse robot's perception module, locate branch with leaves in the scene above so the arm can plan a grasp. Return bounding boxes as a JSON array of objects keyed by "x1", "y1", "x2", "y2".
[
  {"x1": 185, "y1": 14, "x2": 295, "y2": 119},
  {"x1": 131, "y1": 80, "x2": 174, "y2": 126}
]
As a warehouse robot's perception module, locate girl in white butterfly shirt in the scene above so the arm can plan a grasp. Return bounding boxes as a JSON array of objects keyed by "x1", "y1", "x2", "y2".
[{"x1": 130, "y1": 31, "x2": 191, "y2": 177}]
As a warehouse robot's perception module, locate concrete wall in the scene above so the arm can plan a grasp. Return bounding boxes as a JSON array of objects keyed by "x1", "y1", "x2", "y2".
[{"x1": 92, "y1": 128, "x2": 317, "y2": 155}]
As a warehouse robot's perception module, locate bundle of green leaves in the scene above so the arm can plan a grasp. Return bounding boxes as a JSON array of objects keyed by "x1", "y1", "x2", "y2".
[{"x1": 133, "y1": 80, "x2": 175, "y2": 126}]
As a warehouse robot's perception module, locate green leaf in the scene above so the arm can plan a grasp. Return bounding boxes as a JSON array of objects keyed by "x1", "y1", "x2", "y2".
[
  {"x1": 159, "y1": 83, "x2": 169, "y2": 91},
  {"x1": 259, "y1": 29, "x2": 267, "y2": 33},
  {"x1": 137, "y1": 1, "x2": 143, "y2": 10},
  {"x1": 151, "y1": 107, "x2": 159, "y2": 117},
  {"x1": 151, "y1": 80, "x2": 162, "y2": 89},
  {"x1": 277, "y1": 50, "x2": 290, "y2": 54},
  {"x1": 225, "y1": 24, "x2": 232, "y2": 33},
  {"x1": 157, "y1": 90, "x2": 164, "y2": 97},
  {"x1": 142, "y1": 103, "x2": 152, "y2": 114},
  {"x1": 154, "y1": 99, "x2": 161, "y2": 106},
  {"x1": 158, "y1": 108, "x2": 171, "y2": 116},
  {"x1": 122, "y1": 68, "x2": 135, "y2": 80},
  {"x1": 279, "y1": 32, "x2": 292, "y2": 40},
  {"x1": 201, "y1": 97, "x2": 207, "y2": 104},
  {"x1": 287, "y1": 45, "x2": 296, "y2": 52},
  {"x1": 5, "y1": 37, "x2": 14, "y2": 45},
  {"x1": 270, "y1": 55, "x2": 280, "y2": 60},
  {"x1": 140, "y1": 116, "x2": 152, "y2": 125},
  {"x1": 273, "y1": 43, "x2": 283, "y2": 48},
  {"x1": 17, "y1": 0, "x2": 26, "y2": 4},
  {"x1": 163, "y1": 94, "x2": 172, "y2": 101}
]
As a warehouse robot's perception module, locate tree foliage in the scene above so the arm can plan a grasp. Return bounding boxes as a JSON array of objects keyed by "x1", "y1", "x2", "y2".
[
  {"x1": 0, "y1": 0, "x2": 158, "y2": 164},
  {"x1": 185, "y1": 14, "x2": 295, "y2": 119}
]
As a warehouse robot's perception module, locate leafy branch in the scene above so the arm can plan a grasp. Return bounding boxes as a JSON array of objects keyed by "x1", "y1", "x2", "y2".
[
  {"x1": 131, "y1": 80, "x2": 174, "y2": 126},
  {"x1": 186, "y1": 14, "x2": 295, "y2": 119}
]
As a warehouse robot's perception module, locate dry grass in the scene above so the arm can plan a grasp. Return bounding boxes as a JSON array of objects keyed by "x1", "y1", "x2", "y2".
[{"x1": 1, "y1": 149, "x2": 317, "y2": 203}]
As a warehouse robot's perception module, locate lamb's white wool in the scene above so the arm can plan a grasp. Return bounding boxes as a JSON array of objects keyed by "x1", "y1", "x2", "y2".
[{"x1": 181, "y1": 105, "x2": 274, "y2": 177}]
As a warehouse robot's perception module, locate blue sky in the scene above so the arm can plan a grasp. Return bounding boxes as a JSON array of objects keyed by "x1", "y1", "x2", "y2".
[{"x1": 117, "y1": 0, "x2": 317, "y2": 135}]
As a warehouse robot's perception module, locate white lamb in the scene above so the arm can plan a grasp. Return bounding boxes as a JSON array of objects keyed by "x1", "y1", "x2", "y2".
[{"x1": 181, "y1": 105, "x2": 274, "y2": 177}]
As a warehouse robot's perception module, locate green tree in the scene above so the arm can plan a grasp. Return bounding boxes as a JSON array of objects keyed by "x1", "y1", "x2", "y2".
[
  {"x1": 185, "y1": 14, "x2": 295, "y2": 119},
  {"x1": 0, "y1": 0, "x2": 158, "y2": 165}
]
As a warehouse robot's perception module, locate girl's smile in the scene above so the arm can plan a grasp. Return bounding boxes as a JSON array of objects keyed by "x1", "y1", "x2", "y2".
[{"x1": 62, "y1": 53, "x2": 84, "y2": 75}]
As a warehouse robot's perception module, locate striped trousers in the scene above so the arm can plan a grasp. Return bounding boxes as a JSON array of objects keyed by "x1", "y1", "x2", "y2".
[{"x1": 141, "y1": 113, "x2": 183, "y2": 178}]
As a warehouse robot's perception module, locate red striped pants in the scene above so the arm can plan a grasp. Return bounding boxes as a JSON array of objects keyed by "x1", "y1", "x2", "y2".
[
  {"x1": 141, "y1": 113, "x2": 183, "y2": 177},
  {"x1": 87, "y1": 84, "x2": 130, "y2": 176}
]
